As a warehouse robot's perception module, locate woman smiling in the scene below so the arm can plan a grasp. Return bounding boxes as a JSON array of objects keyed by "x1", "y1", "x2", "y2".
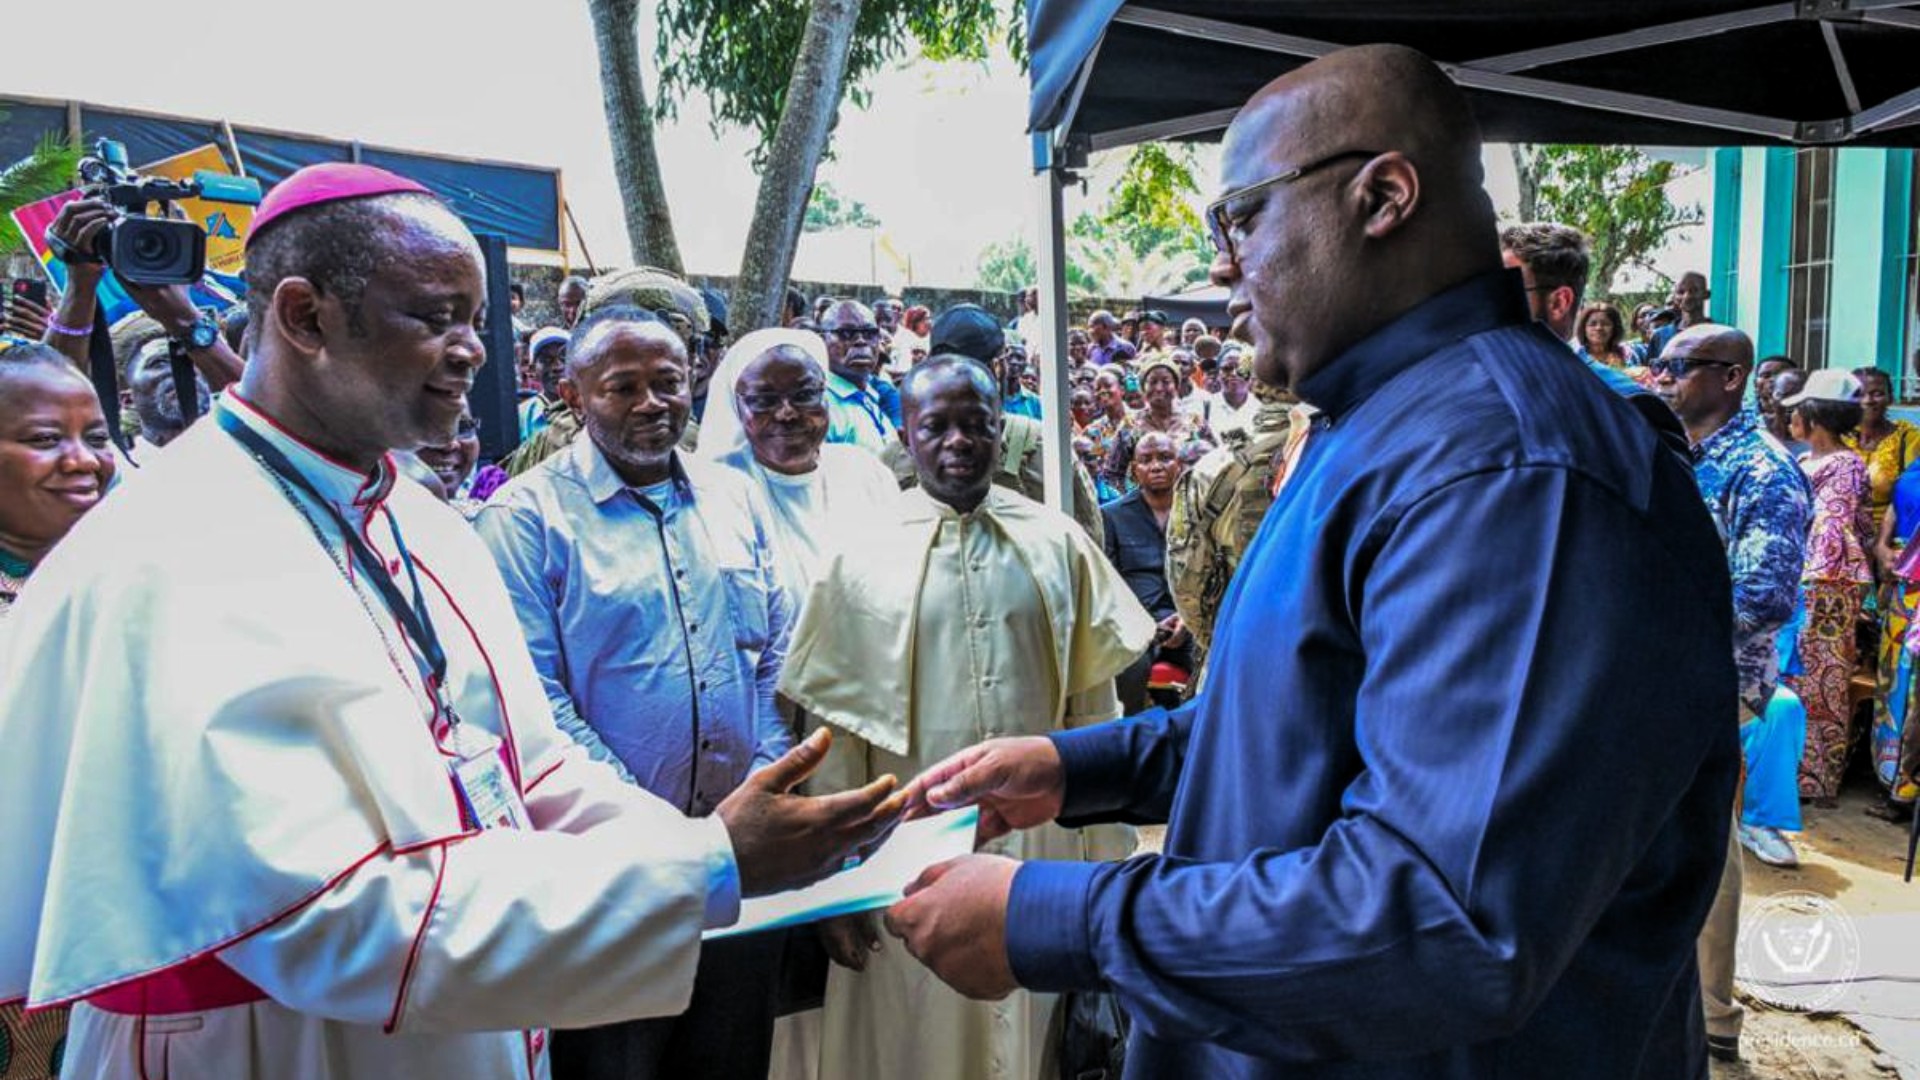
[{"x1": 0, "y1": 338, "x2": 117, "y2": 618}]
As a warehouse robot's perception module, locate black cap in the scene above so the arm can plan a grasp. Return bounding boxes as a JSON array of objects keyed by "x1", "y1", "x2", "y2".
[
  {"x1": 698, "y1": 286, "x2": 730, "y2": 338},
  {"x1": 930, "y1": 303, "x2": 1005, "y2": 364},
  {"x1": 1143, "y1": 309, "x2": 1170, "y2": 326}
]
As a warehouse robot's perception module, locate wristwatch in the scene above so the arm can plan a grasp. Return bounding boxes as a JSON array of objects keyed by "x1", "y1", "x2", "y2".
[{"x1": 172, "y1": 310, "x2": 220, "y2": 351}]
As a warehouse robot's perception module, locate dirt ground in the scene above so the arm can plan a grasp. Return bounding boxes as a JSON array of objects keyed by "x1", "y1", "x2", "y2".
[
  {"x1": 1136, "y1": 781, "x2": 1920, "y2": 1079},
  {"x1": 1716, "y1": 783, "x2": 1918, "y2": 1079}
]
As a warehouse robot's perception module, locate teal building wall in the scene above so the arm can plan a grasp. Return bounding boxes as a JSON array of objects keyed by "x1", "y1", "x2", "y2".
[{"x1": 1708, "y1": 146, "x2": 1914, "y2": 380}]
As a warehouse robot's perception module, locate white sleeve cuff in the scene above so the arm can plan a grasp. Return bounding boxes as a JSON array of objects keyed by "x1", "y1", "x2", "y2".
[{"x1": 695, "y1": 813, "x2": 742, "y2": 929}]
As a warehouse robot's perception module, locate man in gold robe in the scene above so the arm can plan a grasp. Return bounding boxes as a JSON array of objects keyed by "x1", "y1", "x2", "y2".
[{"x1": 779, "y1": 354, "x2": 1153, "y2": 1080}]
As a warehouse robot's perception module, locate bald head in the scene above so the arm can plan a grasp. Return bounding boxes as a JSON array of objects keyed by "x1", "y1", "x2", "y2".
[
  {"x1": 1213, "y1": 45, "x2": 1499, "y2": 394},
  {"x1": 1231, "y1": 45, "x2": 1485, "y2": 198},
  {"x1": 1653, "y1": 324, "x2": 1754, "y2": 441},
  {"x1": 1666, "y1": 324, "x2": 1753, "y2": 370}
]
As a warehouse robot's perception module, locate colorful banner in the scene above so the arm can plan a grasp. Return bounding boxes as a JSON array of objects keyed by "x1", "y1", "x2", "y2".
[
  {"x1": 141, "y1": 143, "x2": 252, "y2": 279},
  {"x1": 8, "y1": 144, "x2": 246, "y2": 327}
]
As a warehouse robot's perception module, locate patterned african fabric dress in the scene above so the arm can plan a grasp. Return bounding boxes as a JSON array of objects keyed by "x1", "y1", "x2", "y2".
[
  {"x1": 1874, "y1": 461, "x2": 1920, "y2": 806},
  {"x1": 1793, "y1": 451, "x2": 1876, "y2": 800},
  {"x1": 1847, "y1": 419, "x2": 1920, "y2": 533},
  {"x1": 0, "y1": 550, "x2": 69, "y2": 1080}
]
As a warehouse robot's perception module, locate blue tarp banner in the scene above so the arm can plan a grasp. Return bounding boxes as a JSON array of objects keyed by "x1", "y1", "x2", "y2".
[{"x1": 1, "y1": 101, "x2": 562, "y2": 252}]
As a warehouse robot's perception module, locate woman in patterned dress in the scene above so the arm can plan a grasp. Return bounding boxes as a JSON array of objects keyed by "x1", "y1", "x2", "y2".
[
  {"x1": 1784, "y1": 373, "x2": 1875, "y2": 802},
  {"x1": 0, "y1": 339, "x2": 118, "y2": 1080}
]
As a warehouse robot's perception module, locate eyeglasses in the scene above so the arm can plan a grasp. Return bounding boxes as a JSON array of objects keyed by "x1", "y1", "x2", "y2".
[
  {"x1": 1205, "y1": 149, "x2": 1381, "y2": 262},
  {"x1": 740, "y1": 388, "x2": 826, "y2": 414},
  {"x1": 1647, "y1": 357, "x2": 1734, "y2": 379},
  {"x1": 456, "y1": 417, "x2": 481, "y2": 436},
  {"x1": 827, "y1": 325, "x2": 882, "y2": 343}
]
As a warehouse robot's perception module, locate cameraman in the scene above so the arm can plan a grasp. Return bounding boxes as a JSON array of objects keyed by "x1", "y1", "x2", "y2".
[{"x1": 38, "y1": 197, "x2": 243, "y2": 396}]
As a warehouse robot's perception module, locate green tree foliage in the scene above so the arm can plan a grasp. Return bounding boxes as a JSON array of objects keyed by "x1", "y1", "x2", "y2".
[
  {"x1": 1513, "y1": 144, "x2": 1703, "y2": 300},
  {"x1": 654, "y1": 0, "x2": 1023, "y2": 167},
  {"x1": 0, "y1": 118, "x2": 82, "y2": 259},
  {"x1": 974, "y1": 236, "x2": 1034, "y2": 294},
  {"x1": 1105, "y1": 143, "x2": 1204, "y2": 254},
  {"x1": 803, "y1": 181, "x2": 881, "y2": 231}
]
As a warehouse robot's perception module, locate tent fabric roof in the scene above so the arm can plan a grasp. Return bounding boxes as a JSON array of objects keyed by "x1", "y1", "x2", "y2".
[{"x1": 1029, "y1": 1, "x2": 1920, "y2": 152}]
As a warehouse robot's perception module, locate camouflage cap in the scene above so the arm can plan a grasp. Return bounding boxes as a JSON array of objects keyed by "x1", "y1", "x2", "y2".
[{"x1": 581, "y1": 266, "x2": 710, "y2": 334}]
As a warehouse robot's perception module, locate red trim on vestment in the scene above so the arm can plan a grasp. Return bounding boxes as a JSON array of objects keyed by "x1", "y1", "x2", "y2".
[
  {"x1": 224, "y1": 391, "x2": 381, "y2": 481},
  {"x1": 524, "y1": 755, "x2": 568, "y2": 794},
  {"x1": 385, "y1": 843, "x2": 451, "y2": 1033},
  {"x1": 38, "y1": 843, "x2": 393, "y2": 1010},
  {"x1": 414, "y1": 556, "x2": 522, "y2": 792}
]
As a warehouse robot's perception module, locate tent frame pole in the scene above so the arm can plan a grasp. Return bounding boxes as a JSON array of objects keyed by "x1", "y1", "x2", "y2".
[{"x1": 1033, "y1": 133, "x2": 1075, "y2": 513}]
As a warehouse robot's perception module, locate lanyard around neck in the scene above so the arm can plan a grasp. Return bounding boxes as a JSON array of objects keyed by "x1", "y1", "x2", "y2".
[{"x1": 216, "y1": 409, "x2": 454, "y2": 713}]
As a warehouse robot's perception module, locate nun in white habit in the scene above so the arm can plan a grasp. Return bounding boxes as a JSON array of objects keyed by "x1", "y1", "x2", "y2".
[{"x1": 700, "y1": 328, "x2": 904, "y2": 601}]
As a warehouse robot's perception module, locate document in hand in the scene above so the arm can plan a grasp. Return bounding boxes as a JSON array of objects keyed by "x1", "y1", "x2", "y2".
[{"x1": 705, "y1": 807, "x2": 981, "y2": 939}]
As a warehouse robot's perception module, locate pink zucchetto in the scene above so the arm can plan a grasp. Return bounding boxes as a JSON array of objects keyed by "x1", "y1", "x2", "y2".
[{"x1": 246, "y1": 163, "x2": 434, "y2": 246}]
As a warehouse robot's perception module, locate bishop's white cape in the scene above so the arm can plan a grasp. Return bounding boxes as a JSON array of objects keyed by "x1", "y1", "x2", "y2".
[{"x1": 0, "y1": 404, "x2": 737, "y2": 1080}]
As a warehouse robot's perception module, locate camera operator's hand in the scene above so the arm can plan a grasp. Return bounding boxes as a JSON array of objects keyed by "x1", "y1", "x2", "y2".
[
  {"x1": 4, "y1": 294, "x2": 51, "y2": 340},
  {"x1": 716, "y1": 728, "x2": 908, "y2": 897},
  {"x1": 46, "y1": 199, "x2": 114, "y2": 278}
]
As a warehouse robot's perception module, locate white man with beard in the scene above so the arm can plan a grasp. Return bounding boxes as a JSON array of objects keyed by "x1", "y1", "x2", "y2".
[
  {"x1": 1500, "y1": 222, "x2": 1646, "y2": 400},
  {"x1": 476, "y1": 306, "x2": 804, "y2": 1080},
  {"x1": 0, "y1": 163, "x2": 905, "y2": 1080},
  {"x1": 819, "y1": 298, "x2": 896, "y2": 457},
  {"x1": 887, "y1": 45, "x2": 1738, "y2": 1079},
  {"x1": 781, "y1": 351, "x2": 1150, "y2": 1080}
]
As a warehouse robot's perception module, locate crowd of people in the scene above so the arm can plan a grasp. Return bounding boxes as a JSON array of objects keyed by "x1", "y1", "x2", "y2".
[{"x1": 0, "y1": 40, "x2": 1916, "y2": 1080}]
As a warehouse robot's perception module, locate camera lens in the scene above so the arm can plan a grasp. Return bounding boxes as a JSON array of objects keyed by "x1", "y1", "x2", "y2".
[{"x1": 110, "y1": 219, "x2": 206, "y2": 286}]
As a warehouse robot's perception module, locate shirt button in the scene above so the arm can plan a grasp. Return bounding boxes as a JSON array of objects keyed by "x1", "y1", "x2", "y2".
[
  {"x1": 700, "y1": 739, "x2": 713, "y2": 751},
  {"x1": 675, "y1": 568, "x2": 687, "y2": 579},
  {"x1": 388, "y1": 560, "x2": 401, "y2": 574},
  {"x1": 698, "y1": 680, "x2": 708, "y2": 691},
  {"x1": 689, "y1": 622, "x2": 700, "y2": 633}
]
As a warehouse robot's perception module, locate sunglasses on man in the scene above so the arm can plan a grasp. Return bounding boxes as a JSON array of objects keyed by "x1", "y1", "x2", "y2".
[{"x1": 1647, "y1": 357, "x2": 1734, "y2": 379}]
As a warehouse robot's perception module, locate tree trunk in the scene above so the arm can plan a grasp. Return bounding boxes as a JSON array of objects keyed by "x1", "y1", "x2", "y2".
[
  {"x1": 1510, "y1": 144, "x2": 1540, "y2": 224},
  {"x1": 729, "y1": 0, "x2": 865, "y2": 333},
  {"x1": 587, "y1": 0, "x2": 683, "y2": 273}
]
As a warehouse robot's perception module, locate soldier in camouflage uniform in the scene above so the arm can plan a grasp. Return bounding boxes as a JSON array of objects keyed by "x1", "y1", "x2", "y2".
[{"x1": 1165, "y1": 386, "x2": 1297, "y2": 652}]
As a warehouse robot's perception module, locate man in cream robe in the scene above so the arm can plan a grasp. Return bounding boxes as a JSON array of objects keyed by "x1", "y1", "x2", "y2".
[
  {"x1": 780, "y1": 355, "x2": 1153, "y2": 1080},
  {"x1": 0, "y1": 165, "x2": 897, "y2": 1080}
]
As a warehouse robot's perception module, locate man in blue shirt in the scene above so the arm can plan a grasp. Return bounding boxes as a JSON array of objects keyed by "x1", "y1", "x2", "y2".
[
  {"x1": 476, "y1": 306, "x2": 795, "y2": 1080},
  {"x1": 819, "y1": 298, "x2": 897, "y2": 456},
  {"x1": 1654, "y1": 323, "x2": 1811, "y2": 1061},
  {"x1": 887, "y1": 44, "x2": 1738, "y2": 1079}
]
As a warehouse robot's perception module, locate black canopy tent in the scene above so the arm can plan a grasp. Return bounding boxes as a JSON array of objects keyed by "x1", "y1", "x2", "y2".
[{"x1": 1023, "y1": 0, "x2": 1920, "y2": 507}]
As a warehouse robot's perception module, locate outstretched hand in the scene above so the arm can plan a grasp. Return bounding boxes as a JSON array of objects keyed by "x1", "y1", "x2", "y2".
[
  {"x1": 718, "y1": 728, "x2": 907, "y2": 897},
  {"x1": 902, "y1": 736, "x2": 1065, "y2": 847}
]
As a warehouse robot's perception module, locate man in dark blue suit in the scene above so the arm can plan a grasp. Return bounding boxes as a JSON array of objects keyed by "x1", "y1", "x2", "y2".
[{"x1": 886, "y1": 43, "x2": 1737, "y2": 1079}]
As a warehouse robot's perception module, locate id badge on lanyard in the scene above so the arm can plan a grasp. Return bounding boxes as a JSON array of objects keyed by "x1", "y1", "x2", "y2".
[{"x1": 450, "y1": 726, "x2": 530, "y2": 832}]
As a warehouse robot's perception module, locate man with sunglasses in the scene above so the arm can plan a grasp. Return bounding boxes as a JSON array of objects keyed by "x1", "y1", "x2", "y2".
[
  {"x1": 1653, "y1": 324, "x2": 1811, "y2": 1063},
  {"x1": 819, "y1": 298, "x2": 898, "y2": 457},
  {"x1": 887, "y1": 44, "x2": 1738, "y2": 1080}
]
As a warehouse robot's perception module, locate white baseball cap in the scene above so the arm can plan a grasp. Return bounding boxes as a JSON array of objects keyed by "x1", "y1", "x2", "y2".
[{"x1": 1778, "y1": 368, "x2": 1861, "y2": 406}]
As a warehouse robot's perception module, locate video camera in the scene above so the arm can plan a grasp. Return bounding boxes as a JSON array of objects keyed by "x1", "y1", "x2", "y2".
[{"x1": 71, "y1": 139, "x2": 261, "y2": 286}]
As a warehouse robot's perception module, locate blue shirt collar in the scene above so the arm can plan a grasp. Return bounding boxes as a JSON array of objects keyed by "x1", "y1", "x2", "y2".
[
  {"x1": 826, "y1": 370, "x2": 877, "y2": 403},
  {"x1": 221, "y1": 392, "x2": 394, "y2": 511},
  {"x1": 574, "y1": 433, "x2": 694, "y2": 510},
  {"x1": 1294, "y1": 268, "x2": 1531, "y2": 420}
]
